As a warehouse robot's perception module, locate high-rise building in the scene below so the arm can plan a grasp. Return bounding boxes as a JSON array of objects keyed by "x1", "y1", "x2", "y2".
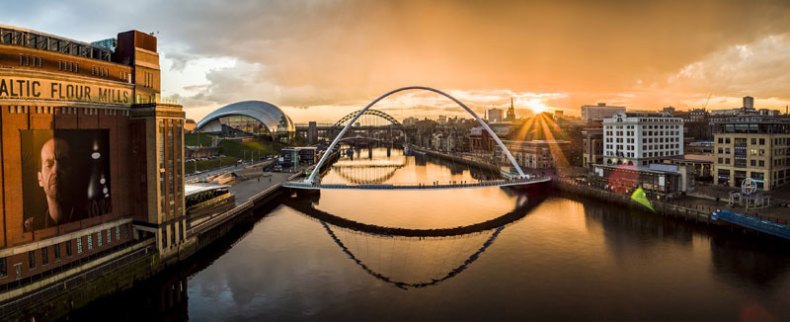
[
  {"x1": 581, "y1": 103, "x2": 626, "y2": 123},
  {"x1": 602, "y1": 112, "x2": 684, "y2": 166},
  {"x1": 487, "y1": 108, "x2": 503, "y2": 123},
  {"x1": 0, "y1": 25, "x2": 185, "y2": 284}
]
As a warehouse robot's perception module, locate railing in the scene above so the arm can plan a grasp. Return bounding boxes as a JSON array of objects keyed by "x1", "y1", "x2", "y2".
[
  {"x1": 713, "y1": 210, "x2": 790, "y2": 240},
  {"x1": 283, "y1": 176, "x2": 551, "y2": 190}
]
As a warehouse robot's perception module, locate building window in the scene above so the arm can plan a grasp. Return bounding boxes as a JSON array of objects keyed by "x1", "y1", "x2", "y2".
[
  {"x1": 97, "y1": 231, "x2": 103, "y2": 248},
  {"x1": 116, "y1": 226, "x2": 121, "y2": 240},
  {"x1": 42, "y1": 247, "x2": 49, "y2": 265},
  {"x1": 170, "y1": 225, "x2": 176, "y2": 246},
  {"x1": 77, "y1": 238, "x2": 83, "y2": 254},
  {"x1": 87, "y1": 235, "x2": 93, "y2": 250},
  {"x1": 66, "y1": 241, "x2": 73, "y2": 257},
  {"x1": 107, "y1": 229, "x2": 112, "y2": 244},
  {"x1": 54, "y1": 244, "x2": 61, "y2": 260},
  {"x1": 0, "y1": 258, "x2": 6, "y2": 278},
  {"x1": 28, "y1": 251, "x2": 36, "y2": 269}
]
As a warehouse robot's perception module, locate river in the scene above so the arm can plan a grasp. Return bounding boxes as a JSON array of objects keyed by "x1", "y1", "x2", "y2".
[{"x1": 69, "y1": 148, "x2": 790, "y2": 321}]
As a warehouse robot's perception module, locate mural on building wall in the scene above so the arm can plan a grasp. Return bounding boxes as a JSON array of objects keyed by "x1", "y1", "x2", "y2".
[{"x1": 21, "y1": 130, "x2": 112, "y2": 231}]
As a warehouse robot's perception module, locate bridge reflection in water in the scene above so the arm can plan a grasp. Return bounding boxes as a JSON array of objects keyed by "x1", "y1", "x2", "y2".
[{"x1": 283, "y1": 186, "x2": 543, "y2": 289}]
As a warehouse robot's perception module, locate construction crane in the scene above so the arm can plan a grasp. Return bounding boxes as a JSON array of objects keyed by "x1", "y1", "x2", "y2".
[{"x1": 702, "y1": 93, "x2": 711, "y2": 110}]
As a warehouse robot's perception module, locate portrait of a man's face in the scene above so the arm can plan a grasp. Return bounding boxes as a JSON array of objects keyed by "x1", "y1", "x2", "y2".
[{"x1": 21, "y1": 130, "x2": 112, "y2": 231}]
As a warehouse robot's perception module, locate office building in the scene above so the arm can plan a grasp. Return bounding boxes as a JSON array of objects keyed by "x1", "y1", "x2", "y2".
[
  {"x1": 487, "y1": 108, "x2": 503, "y2": 123},
  {"x1": 602, "y1": 112, "x2": 684, "y2": 166},
  {"x1": 712, "y1": 115, "x2": 790, "y2": 191},
  {"x1": 581, "y1": 103, "x2": 625, "y2": 123}
]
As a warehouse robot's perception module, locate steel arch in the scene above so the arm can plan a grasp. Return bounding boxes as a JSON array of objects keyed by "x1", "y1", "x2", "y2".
[
  {"x1": 333, "y1": 109, "x2": 403, "y2": 127},
  {"x1": 305, "y1": 86, "x2": 526, "y2": 184}
]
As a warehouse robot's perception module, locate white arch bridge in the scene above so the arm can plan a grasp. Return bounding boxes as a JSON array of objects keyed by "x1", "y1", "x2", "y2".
[{"x1": 283, "y1": 86, "x2": 551, "y2": 191}]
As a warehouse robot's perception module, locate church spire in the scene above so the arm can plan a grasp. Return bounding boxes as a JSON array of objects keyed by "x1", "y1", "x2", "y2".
[{"x1": 506, "y1": 97, "x2": 516, "y2": 121}]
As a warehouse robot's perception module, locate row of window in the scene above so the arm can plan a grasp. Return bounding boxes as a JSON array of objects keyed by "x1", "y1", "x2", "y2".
[
  {"x1": 143, "y1": 71, "x2": 155, "y2": 88},
  {"x1": 717, "y1": 147, "x2": 766, "y2": 156},
  {"x1": 605, "y1": 124, "x2": 682, "y2": 130},
  {"x1": 716, "y1": 158, "x2": 790, "y2": 168},
  {"x1": 772, "y1": 158, "x2": 790, "y2": 166},
  {"x1": 718, "y1": 158, "x2": 767, "y2": 167},
  {"x1": 604, "y1": 150, "x2": 681, "y2": 158},
  {"x1": 0, "y1": 225, "x2": 128, "y2": 278},
  {"x1": 717, "y1": 137, "x2": 790, "y2": 146},
  {"x1": 58, "y1": 60, "x2": 78, "y2": 73},
  {"x1": 716, "y1": 170, "x2": 790, "y2": 188},
  {"x1": 606, "y1": 137, "x2": 680, "y2": 144},
  {"x1": 604, "y1": 144, "x2": 680, "y2": 151},
  {"x1": 92, "y1": 66, "x2": 109, "y2": 77},
  {"x1": 605, "y1": 131, "x2": 681, "y2": 137},
  {"x1": 18, "y1": 54, "x2": 43, "y2": 67}
]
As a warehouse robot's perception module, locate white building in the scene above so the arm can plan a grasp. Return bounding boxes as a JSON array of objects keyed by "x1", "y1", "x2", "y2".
[
  {"x1": 581, "y1": 103, "x2": 626, "y2": 123},
  {"x1": 602, "y1": 112, "x2": 684, "y2": 166},
  {"x1": 487, "y1": 108, "x2": 503, "y2": 123}
]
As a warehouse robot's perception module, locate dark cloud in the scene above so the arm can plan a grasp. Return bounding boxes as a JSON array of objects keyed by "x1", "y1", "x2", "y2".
[{"x1": 3, "y1": 0, "x2": 790, "y2": 116}]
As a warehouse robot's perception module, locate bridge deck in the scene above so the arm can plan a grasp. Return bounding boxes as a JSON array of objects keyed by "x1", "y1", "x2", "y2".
[{"x1": 282, "y1": 177, "x2": 551, "y2": 190}]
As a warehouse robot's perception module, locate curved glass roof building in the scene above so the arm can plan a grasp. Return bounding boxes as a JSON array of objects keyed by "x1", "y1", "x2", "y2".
[{"x1": 196, "y1": 100, "x2": 295, "y2": 136}]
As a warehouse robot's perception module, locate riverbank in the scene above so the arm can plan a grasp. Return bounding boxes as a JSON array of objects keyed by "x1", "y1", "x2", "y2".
[
  {"x1": 553, "y1": 178, "x2": 790, "y2": 239},
  {"x1": 0, "y1": 172, "x2": 300, "y2": 321},
  {"x1": 410, "y1": 146, "x2": 500, "y2": 173},
  {"x1": 553, "y1": 178, "x2": 713, "y2": 223}
]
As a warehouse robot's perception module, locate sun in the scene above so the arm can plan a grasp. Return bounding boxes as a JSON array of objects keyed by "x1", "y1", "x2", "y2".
[{"x1": 524, "y1": 99, "x2": 549, "y2": 114}]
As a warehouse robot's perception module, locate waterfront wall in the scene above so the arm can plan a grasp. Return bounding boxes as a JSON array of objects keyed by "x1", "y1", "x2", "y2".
[{"x1": 553, "y1": 178, "x2": 714, "y2": 224}]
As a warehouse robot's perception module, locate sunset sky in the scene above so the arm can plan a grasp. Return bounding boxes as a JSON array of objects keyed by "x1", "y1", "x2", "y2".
[{"x1": 3, "y1": 0, "x2": 790, "y2": 122}]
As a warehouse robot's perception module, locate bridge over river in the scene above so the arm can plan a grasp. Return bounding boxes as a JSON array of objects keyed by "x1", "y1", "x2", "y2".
[
  {"x1": 284, "y1": 176, "x2": 551, "y2": 190},
  {"x1": 284, "y1": 86, "x2": 551, "y2": 191}
]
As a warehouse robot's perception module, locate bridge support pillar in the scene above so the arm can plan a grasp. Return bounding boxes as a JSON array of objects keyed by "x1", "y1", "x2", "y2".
[{"x1": 387, "y1": 146, "x2": 391, "y2": 157}]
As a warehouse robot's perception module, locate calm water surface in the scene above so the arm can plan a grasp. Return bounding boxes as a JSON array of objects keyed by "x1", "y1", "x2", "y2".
[{"x1": 72, "y1": 148, "x2": 790, "y2": 321}]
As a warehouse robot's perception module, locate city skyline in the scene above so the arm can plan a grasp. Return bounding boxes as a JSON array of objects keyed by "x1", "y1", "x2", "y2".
[
  {"x1": 2, "y1": 6, "x2": 790, "y2": 319},
  {"x1": 3, "y1": 0, "x2": 790, "y2": 123}
]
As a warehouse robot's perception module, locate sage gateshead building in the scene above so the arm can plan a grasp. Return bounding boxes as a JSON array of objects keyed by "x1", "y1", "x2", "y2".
[{"x1": 0, "y1": 25, "x2": 186, "y2": 290}]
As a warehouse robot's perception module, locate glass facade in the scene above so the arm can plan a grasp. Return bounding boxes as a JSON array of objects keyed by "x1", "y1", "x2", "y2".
[{"x1": 218, "y1": 115, "x2": 272, "y2": 136}]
